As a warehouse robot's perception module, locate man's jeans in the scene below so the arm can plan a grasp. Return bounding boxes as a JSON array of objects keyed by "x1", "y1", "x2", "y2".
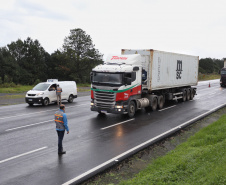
[
  {"x1": 57, "y1": 95, "x2": 61, "y2": 105},
  {"x1": 57, "y1": 130, "x2": 65, "y2": 153}
]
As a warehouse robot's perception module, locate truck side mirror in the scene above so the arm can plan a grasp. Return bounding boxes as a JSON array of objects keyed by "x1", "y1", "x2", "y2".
[
  {"x1": 125, "y1": 77, "x2": 132, "y2": 86},
  {"x1": 90, "y1": 72, "x2": 93, "y2": 82}
]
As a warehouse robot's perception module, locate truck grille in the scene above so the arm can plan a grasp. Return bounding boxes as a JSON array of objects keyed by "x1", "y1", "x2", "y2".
[{"x1": 94, "y1": 91, "x2": 115, "y2": 109}]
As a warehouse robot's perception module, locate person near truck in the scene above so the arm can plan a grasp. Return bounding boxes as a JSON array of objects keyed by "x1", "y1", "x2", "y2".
[
  {"x1": 54, "y1": 104, "x2": 69, "y2": 155},
  {"x1": 56, "y1": 84, "x2": 62, "y2": 105}
]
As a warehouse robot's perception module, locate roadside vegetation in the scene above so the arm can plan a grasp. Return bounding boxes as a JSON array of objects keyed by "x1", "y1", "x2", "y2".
[
  {"x1": 119, "y1": 114, "x2": 226, "y2": 185},
  {"x1": 0, "y1": 83, "x2": 90, "y2": 93},
  {"x1": 198, "y1": 73, "x2": 220, "y2": 81}
]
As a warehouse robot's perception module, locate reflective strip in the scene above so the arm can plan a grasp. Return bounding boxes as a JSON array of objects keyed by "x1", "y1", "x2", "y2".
[
  {"x1": 55, "y1": 120, "x2": 64, "y2": 123},
  {"x1": 55, "y1": 114, "x2": 63, "y2": 117}
]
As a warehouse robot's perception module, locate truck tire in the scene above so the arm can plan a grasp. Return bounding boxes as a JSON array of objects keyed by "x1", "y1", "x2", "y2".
[
  {"x1": 68, "y1": 95, "x2": 74, "y2": 103},
  {"x1": 151, "y1": 97, "x2": 158, "y2": 111},
  {"x1": 186, "y1": 89, "x2": 191, "y2": 101},
  {"x1": 42, "y1": 98, "x2": 49, "y2": 106},
  {"x1": 128, "y1": 101, "x2": 136, "y2": 117},
  {"x1": 182, "y1": 90, "x2": 187, "y2": 102},
  {"x1": 158, "y1": 96, "x2": 164, "y2": 109},
  {"x1": 190, "y1": 89, "x2": 194, "y2": 100}
]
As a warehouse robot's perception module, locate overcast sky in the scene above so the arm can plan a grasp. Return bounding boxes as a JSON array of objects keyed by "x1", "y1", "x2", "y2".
[{"x1": 1, "y1": 0, "x2": 226, "y2": 59}]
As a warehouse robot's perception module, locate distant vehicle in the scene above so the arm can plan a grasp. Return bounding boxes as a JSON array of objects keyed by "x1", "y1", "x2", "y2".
[
  {"x1": 25, "y1": 79, "x2": 77, "y2": 106},
  {"x1": 90, "y1": 49, "x2": 199, "y2": 117},
  {"x1": 220, "y1": 68, "x2": 226, "y2": 87}
]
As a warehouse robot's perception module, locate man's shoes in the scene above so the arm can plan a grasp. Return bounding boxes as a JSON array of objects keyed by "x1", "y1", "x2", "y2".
[{"x1": 58, "y1": 151, "x2": 66, "y2": 155}]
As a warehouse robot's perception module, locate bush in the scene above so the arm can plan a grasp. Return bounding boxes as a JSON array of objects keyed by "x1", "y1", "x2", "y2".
[{"x1": 0, "y1": 82, "x2": 17, "y2": 88}]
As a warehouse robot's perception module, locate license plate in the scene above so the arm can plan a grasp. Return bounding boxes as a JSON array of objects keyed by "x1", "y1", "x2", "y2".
[
  {"x1": 101, "y1": 110, "x2": 107, "y2": 113},
  {"x1": 28, "y1": 99, "x2": 33, "y2": 101}
]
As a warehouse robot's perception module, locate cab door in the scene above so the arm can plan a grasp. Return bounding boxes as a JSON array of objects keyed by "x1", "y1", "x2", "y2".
[{"x1": 48, "y1": 84, "x2": 57, "y2": 102}]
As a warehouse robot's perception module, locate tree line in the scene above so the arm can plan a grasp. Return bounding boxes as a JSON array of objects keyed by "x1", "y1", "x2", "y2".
[
  {"x1": 0, "y1": 28, "x2": 103, "y2": 85},
  {"x1": 199, "y1": 58, "x2": 224, "y2": 74},
  {"x1": 0, "y1": 28, "x2": 225, "y2": 85}
]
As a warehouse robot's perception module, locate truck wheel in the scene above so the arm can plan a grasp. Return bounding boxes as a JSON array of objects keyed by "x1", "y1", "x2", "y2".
[
  {"x1": 186, "y1": 89, "x2": 191, "y2": 101},
  {"x1": 151, "y1": 97, "x2": 158, "y2": 111},
  {"x1": 68, "y1": 95, "x2": 74, "y2": 103},
  {"x1": 158, "y1": 96, "x2": 164, "y2": 109},
  {"x1": 42, "y1": 98, "x2": 49, "y2": 106},
  {"x1": 182, "y1": 91, "x2": 187, "y2": 102},
  {"x1": 128, "y1": 101, "x2": 136, "y2": 117}
]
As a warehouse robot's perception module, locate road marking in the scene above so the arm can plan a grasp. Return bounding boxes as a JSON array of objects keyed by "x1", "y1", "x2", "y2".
[
  {"x1": 5, "y1": 120, "x2": 54, "y2": 131},
  {"x1": 62, "y1": 103, "x2": 226, "y2": 185},
  {"x1": 101, "y1": 119, "x2": 135, "y2": 130},
  {"x1": 0, "y1": 104, "x2": 89, "y2": 120},
  {"x1": 158, "y1": 105, "x2": 176, "y2": 112},
  {"x1": 0, "y1": 147, "x2": 47, "y2": 164}
]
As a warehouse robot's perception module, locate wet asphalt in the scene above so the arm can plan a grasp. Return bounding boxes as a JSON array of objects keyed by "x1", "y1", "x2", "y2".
[{"x1": 0, "y1": 79, "x2": 225, "y2": 185}]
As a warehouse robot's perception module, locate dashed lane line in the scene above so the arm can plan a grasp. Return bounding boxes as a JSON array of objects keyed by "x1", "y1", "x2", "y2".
[
  {"x1": 0, "y1": 147, "x2": 48, "y2": 164},
  {"x1": 5, "y1": 120, "x2": 54, "y2": 131},
  {"x1": 101, "y1": 119, "x2": 135, "y2": 130},
  {"x1": 0, "y1": 103, "x2": 89, "y2": 120}
]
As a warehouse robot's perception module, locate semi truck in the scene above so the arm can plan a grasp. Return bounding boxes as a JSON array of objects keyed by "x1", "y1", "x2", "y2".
[
  {"x1": 220, "y1": 60, "x2": 226, "y2": 87},
  {"x1": 90, "y1": 49, "x2": 199, "y2": 117}
]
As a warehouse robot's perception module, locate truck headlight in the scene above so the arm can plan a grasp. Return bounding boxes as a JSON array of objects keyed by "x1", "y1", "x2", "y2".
[{"x1": 115, "y1": 105, "x2": 123, "y2": 109}]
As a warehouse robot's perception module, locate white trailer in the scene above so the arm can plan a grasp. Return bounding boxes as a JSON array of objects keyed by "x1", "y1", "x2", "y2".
[{"x1": 122, "y1": 49, "x2": 199, "y2": 90}]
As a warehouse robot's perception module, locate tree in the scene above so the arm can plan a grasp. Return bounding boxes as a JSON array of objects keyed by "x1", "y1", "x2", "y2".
[
  {"x1": 62, "y1": 28, "x2": 103, "y2": 83},
  {"x1": 7, "y1": 37, "x2": 49, "y2": 84},
  {"x1": 0, "y1": 47, "x2": 18, "y2": 84}
]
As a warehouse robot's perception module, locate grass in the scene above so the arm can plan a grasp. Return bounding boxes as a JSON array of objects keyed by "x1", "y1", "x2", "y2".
[
  {"x1": 0, "y1": 85, "x2": 33, "y2": 93},
  {"x1": 0, "y1": 95, "x2": 25, "y2": 99},
  {"x1": 119, "y1": 114, "x2": 226, "y2": 185},
  {"x1": 198, "y1": 73, "x2": 220, "y2": 81}
]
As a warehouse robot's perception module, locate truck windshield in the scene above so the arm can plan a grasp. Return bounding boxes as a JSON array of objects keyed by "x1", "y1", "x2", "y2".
[
  {"x1": 33, "y1": 83, "x2": 50, "y2": 91},
  {"x1": 92, "y1": 72, "x2": 122, "y2": 86},
  {"x1": 221, "y1": 71, "x2": 226, "y2": 75}
]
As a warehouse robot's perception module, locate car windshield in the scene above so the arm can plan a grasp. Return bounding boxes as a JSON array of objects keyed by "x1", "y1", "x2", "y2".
[
  {"x1": 92, "y1": 72, "x2": 122, "y2": 85},
  {"x1": 33, "y1": 83, "x2": 50, "y2": 91},
  {"x1": 221, "y1": 71, "x2": 226, "y2": 75}
]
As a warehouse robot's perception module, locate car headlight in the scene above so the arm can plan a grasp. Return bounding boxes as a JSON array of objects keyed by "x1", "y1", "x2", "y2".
[
  {"x1": 37, "y1": 92, "x2": 44, "y2": 96},
  {"x1": 91, "y1": 102, "x2": 94, "y2": 106}
]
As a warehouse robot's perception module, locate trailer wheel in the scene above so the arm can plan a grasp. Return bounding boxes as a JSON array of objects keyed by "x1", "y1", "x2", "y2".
[
  {"x1": 151, "y1": 97, "x2": 158, "y2": 111},
  {"x1": 158, "y1": 96, "x2": 164, "y2": 109},
  {"x1": 190, "y1": 89, "x2": 194, "y2": 100},
  {"x1": 128, "y1": 101, "x2": 136, "y2": 118},
  {"x1": 182, "y1": 91, "x2": 187, "y2": 102},
  {"x1": 186, "y1": 89, "x2": 191, "y2": 101}
]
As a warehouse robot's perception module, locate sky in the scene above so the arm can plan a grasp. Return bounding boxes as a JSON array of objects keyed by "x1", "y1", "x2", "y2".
[{"x1": 0, "y1": 0, "x2": 226, "y2": 60}]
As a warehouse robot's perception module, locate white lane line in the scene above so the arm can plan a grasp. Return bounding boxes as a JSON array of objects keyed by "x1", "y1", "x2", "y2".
[
  {"x1": 0, "y1": 147, "x2": 47, "y2": 164},
  {"x1": 158, "y1": 105, "x2": 176, "y2": 112},
  {"x1": 0, "y1": 104, "x2": 89, "y2": 120},
  {"x1": 62, "y1": 103, "x2": 226, "y2": 185},
  {"x1": 101, "y1": 119, "x2": 135, "y2": 130},
  {"x1": 5, "y1": 120, "x2": 54, "y2": 132}
]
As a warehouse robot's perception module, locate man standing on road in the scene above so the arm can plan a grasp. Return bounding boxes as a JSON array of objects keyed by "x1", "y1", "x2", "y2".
[
  {"x1": 54, "y1": 104, "x2": 69, "y2": 155},
  {"x1": 56, "y1": 84, "x2": 62, "y2": 106}
]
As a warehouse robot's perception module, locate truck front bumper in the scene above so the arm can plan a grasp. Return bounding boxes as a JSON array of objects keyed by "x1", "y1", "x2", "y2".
[
  {"x1": 91, "y1": 106, "x2": 128, "y2": 114},
  {"x1": 25, "y1": 97, "x2": 44, "y2": 104}
]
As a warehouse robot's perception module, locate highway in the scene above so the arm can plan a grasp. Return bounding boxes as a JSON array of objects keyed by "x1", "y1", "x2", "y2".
[{"x1": 0, "y1": 79, "x2": 225, "y2": 185}]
